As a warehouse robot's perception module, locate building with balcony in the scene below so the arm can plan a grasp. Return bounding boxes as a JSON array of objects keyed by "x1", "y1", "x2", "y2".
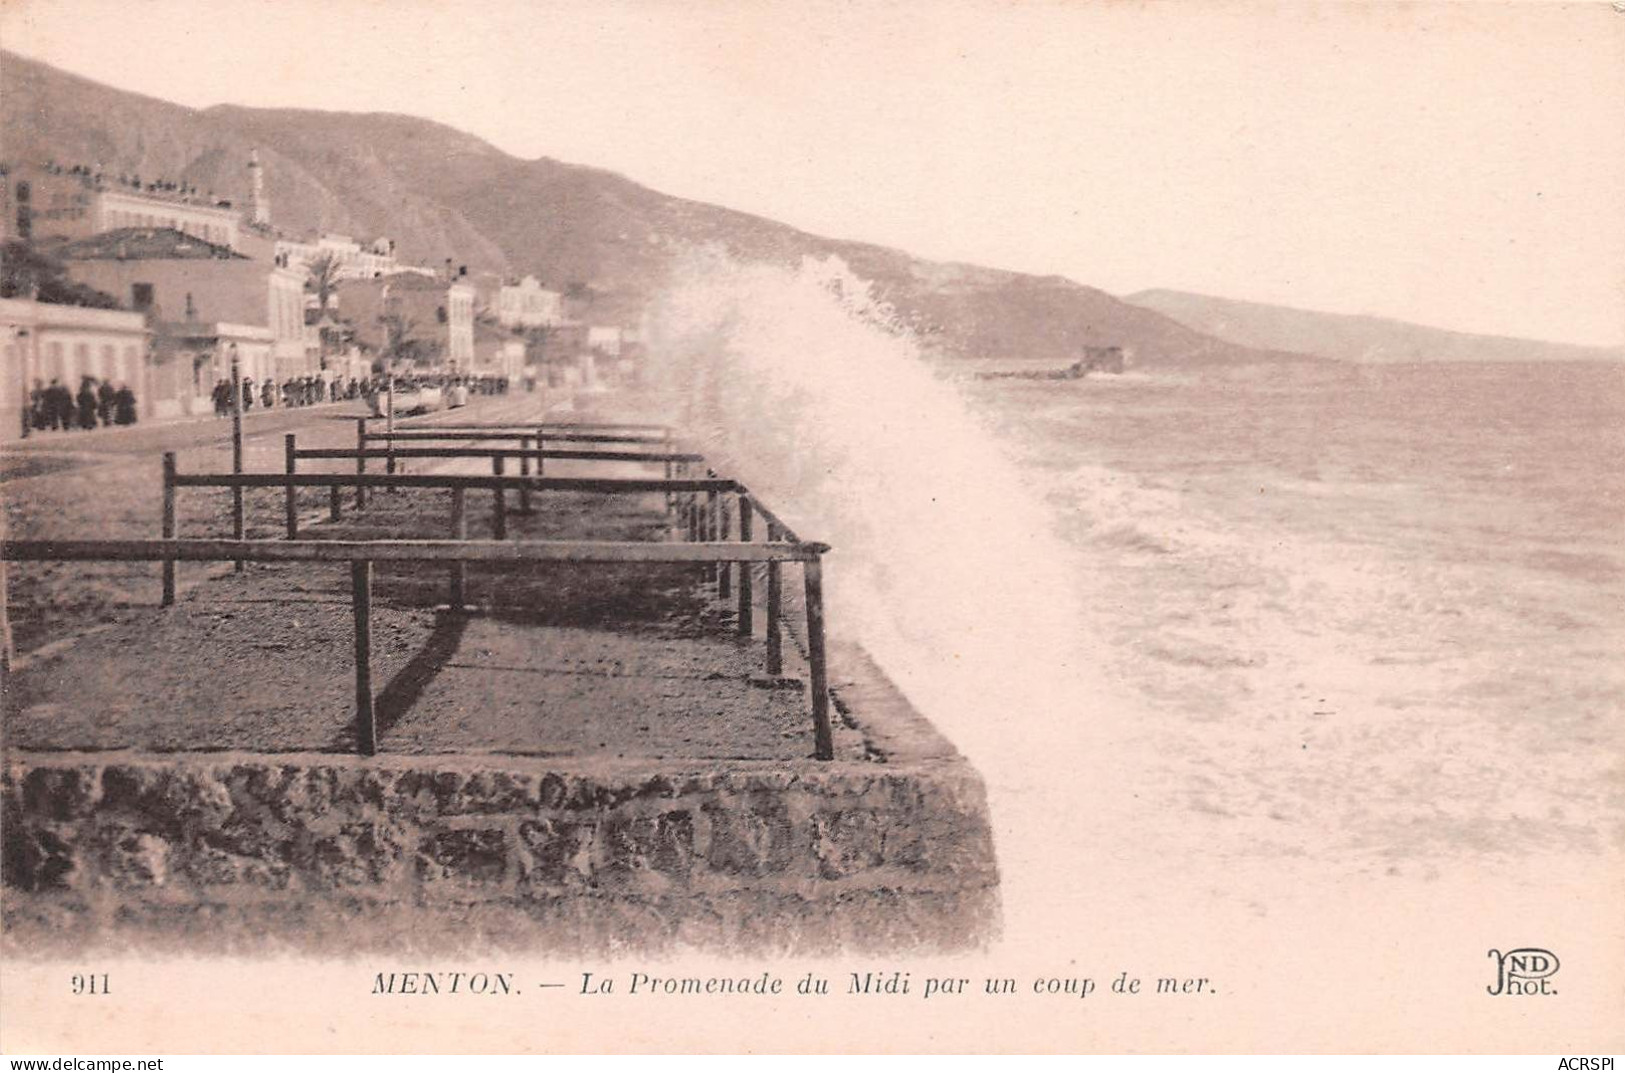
[
  {"x1": 1, "y1": 161, "x2": 244, "y2": 250},
  {"x1": 275, "y1": 232, "x2": 429, "y2": 282},
  {"x1": 55, "y1": 227, "x2": 308, "y2": 413}
]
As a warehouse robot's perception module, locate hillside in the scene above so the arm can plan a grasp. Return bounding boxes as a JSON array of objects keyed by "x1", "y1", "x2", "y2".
[
  {"x1": 3, "y1": 49, "x2": 1293, "y2": 368},
  {"x1": 1126, "y1": 289, "x2": 1623, "y2": 365}
]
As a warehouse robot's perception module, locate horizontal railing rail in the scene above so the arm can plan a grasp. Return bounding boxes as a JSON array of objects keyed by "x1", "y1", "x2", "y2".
[
  {"x1": 7, "y1": 421, "x2": 840, "y2": 761},
  {"x1": 295, "y1": 447, "x2": 705, "y2": 463},
  {"x1": 174, "y1": 472, "x2": 735, "y2": 493},
  {"x1": 365, "y1": 430, "x2": 670, "y2": 445},
  {"x1": 739, "y1": 493, "x2": 804, "y2": 544},
  {"x1": 375, "y1": 418, "x2": 672, "y2": 435},
  {"x1": 1, "y1": 538, "x2": 825, "y2": 564},
  {"x1": 3, "y1": 536, "x2": 836, "y2": 760}
]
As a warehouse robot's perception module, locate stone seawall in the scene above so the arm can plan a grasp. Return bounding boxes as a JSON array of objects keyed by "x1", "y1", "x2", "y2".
[
  {"x1": 3, "y1": 750, "x2": 996, "y2": 955},
  {"x1": 4, "y1": 642, "x2": 998, "y2": 956}
]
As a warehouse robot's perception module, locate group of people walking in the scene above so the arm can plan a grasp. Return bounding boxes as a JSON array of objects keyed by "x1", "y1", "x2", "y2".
[
  {"x1": 23, "y1": 368, "x2": 521, "y2": 436},
  {"x1": 381, "y1": 373, "x2": 512, "y2": 396},
  {"x1": 208, "y1": 373, "x2": 514, "y2": 418},
  {"x1": 211, "y1": 375, "x2": 369, "y2": 417},
  {"x1": 26, "y1": 376, "x2": 138, "y2": 432}
]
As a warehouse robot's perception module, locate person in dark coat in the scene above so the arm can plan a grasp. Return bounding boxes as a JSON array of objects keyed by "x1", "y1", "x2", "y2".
[
  {"x1": 97, "y1": 379, "x2": 117, "y2": 427},
  {"x1": 261, "y1": 378, "x2": 275, "y2": 410},
  {"x1": 113, "y1": 384, "x2": 137, "y2": 425},
  {"x1": 44, "y1": 379, "x2": 68, "y2": 430},
  {"x1": 76, "y1": 377, "x2": 99, "y2": 430},
  {"x1": 29, "y1": 380, "x2": 46, "y2": 431},
  {"x1": 241, "y1": 377, "x2": 254, "y2": 411}
]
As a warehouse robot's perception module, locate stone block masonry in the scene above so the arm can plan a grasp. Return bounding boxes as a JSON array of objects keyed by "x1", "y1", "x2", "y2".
[{"x1": 3, "y1": 750, "x2": 998, "y2": 956}]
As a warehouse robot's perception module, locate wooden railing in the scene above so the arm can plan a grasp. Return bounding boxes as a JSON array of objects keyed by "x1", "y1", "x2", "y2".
[
  {"x1": 1, "y1": 537, "x2": 838, "y2": 760},
  {"x1": 5, "y1": 420, "x2": 843, "y2": 759}
]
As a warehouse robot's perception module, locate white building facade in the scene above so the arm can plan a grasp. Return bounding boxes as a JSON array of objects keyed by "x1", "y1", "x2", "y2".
[
  {"x1": 496, "y1": 275, "x2": 563, "y2": 329},
  {"x1": 447, "y1": 282, "x2": 476, "y2": 368},
  {"x1": 94, "y1": 190, "x2": 242, "y2": 250},
  {"x1": 1, "y1": 298, "x2": 152, "y2": 429},
  {"x1": 276, "y1": 233, "x2": 434, "y2": 283}
]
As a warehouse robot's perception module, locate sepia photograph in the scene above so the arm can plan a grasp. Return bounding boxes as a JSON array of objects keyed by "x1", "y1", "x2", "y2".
[{"x1": 0, "y1": 0, "x2": 1621, "y2": 1056}]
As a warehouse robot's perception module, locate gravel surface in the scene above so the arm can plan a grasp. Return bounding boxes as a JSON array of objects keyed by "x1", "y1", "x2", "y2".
[
  {"x1": 3, "y1": 398, "x2": 384, "y2": 655},
  {"x1": 3, "y1": 393, "x2": 865, "y2": 762}
]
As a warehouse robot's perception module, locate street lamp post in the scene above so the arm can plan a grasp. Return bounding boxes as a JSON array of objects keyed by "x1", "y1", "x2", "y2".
[
  {"x1": 230, "y1": 343, "x2": 244, "y2": 571},
  {"x1": 15, "y1": 327, "x2": 31, "y2": 439}
]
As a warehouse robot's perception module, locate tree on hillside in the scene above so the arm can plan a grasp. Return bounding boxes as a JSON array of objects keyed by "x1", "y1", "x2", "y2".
[
  {"x1": 521, "y1": 323, "x2": 555, "y2": 367},
  {"x1": 378, "y1": 310, "x2": 437, "y2": 368},
  {"x1": 0, "y1": 241, "x2": 122, "y2": 309},
  {"x1": 305, "y1": 253, "x2": 341, "y2": 315}
]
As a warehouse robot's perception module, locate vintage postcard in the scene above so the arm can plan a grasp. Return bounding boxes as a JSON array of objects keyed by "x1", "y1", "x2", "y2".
[{"x1": 0, "y1": 0, "x2": 1620, "y2": 1055}]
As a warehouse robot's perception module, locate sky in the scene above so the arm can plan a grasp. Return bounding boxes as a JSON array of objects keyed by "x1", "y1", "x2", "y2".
[{"x1": 3, "y1": 0, "x2": 1623, "y2": 347}]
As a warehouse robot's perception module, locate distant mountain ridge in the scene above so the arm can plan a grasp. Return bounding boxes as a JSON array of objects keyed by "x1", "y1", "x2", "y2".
[
  {"x1": 2, "y1": 48, "x2": 1302, "y2": 370},
  {"x1": 1125, "y1": 289, "x2": 1623, "y2": 365}
]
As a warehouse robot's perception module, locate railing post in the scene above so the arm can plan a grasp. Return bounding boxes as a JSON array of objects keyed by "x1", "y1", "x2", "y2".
[
  {"x1": 328, "y1": 441, "x2": 342, "y2": 522},
  {"x1": 536, "y1": 428, "x2": 545, "y2": 476},
  {"x1": 449, "y1": 487, "x2": 466, "y2": 608},
  {"x1": 703, "y1": 489, "x2": 716, "y2": 578},
  {"x1": 491, "y1": 456, "x2": 508, "y2": 539},
  {"x1": 804, "y1": 552, "x2": 834, "y2": 761},
  {"x1": 355, "y1": 418, "x2": 368, "y2": 511},
  {"x1": 518, "y1": 439, "x2": 533, "y2": 514},
  {"x1": 0, "y1": 558, "x2": 11, "y2": 678},
  {"x1": 352, "y1": 558, "x2": 377, "y2": 756},
  {"x1": 678, "y1": 460, "x2": 689, "y2": 539},
  {"x1": 705, "y1": 471, "x2": 718, "y2": 584},
  {"x1": 384, "y1": 403, "x2": 397, "y2": 495},
  {"x1": 737, "y1": 495, "x2": 753, "y2": 636},
  {"x1": 161, "y1": 451, "x2": 176, "y2": 607},
  {"x1": 684, "y1": 463, "x2": 697, "y2": 542},
  {"x1": 284, "y1": 434, "x2": 298, "y2": 540},
  {"x1": 765, "y1": 521, "x2": 782, "y2": 676},
  {"x1": 718, "y1": 493, "x2": 732, "y2": 600},
  {"x1": 385, "y1": 380, "x2": 395, "y2": 480},
  {"x1": 231, "y1": 359, "x2": 243, "y2": 573}
]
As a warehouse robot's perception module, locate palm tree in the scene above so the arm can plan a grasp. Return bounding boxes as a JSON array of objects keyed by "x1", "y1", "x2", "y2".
[
  {"x1": 379, "y1": 311, "x2": 420, "y2": 365},
  {"x1": 305, "y1": 253, "x2": 341, "y2": 315}
]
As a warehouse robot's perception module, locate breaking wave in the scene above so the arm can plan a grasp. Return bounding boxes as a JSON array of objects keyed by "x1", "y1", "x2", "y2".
[{"x1": 642, "y1": 250, "x2": 1137, "y2": 941}]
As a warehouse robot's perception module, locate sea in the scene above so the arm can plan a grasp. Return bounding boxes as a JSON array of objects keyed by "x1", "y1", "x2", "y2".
[
  {"x1": 963, "y1": 359, "x2": 1625, "y2": 867},
  {"x1": 643, "y1": 252, "x2": 1625, "y2": 947}
]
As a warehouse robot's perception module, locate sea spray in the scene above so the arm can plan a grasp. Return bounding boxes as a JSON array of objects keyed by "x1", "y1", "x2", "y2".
[{"x1": 643, "y1": 250, "x2": 1141, "y2": 941}]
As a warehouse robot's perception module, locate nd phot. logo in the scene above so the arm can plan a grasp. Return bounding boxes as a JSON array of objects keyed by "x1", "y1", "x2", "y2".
[{"x1": 1487, "y1": 947, "x2": 1559, "y2": 995}]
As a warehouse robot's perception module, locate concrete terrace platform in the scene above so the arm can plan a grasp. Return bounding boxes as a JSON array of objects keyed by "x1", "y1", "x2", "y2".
[{"x1": 2, "y1": 436, "x2": 1000, "y2": 955}]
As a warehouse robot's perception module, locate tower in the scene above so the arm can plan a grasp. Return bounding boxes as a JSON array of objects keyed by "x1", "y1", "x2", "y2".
[{"x1": 247, "y1": 149, "x2": 270, "y2": 227}]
